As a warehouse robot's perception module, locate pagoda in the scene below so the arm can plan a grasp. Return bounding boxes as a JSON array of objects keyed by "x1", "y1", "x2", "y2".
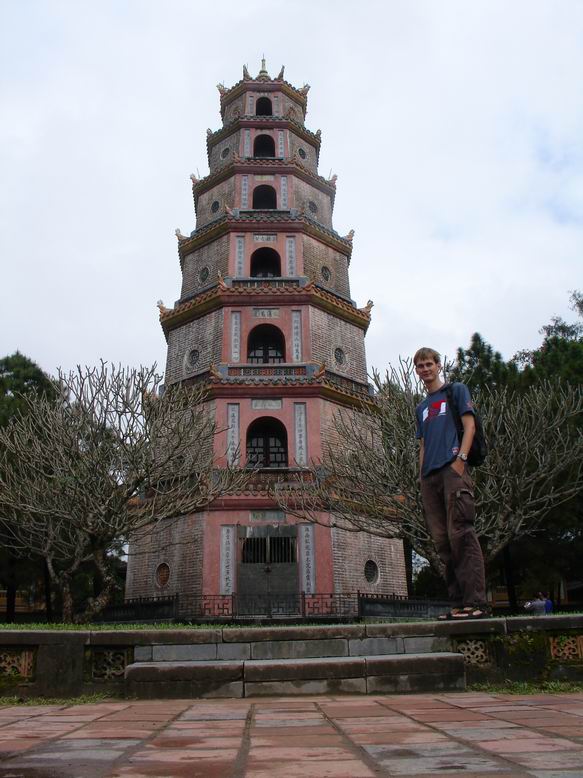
[{"x1": 125, "y1": 61, "x2": 407, "y2": 616}]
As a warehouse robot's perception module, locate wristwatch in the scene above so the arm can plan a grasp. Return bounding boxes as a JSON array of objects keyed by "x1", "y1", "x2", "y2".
[{"x1": 457, "y1": 452, "x2": 468, "y2": 462}]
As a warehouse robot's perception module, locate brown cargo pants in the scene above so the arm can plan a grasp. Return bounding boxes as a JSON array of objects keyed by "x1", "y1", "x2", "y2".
[{"x1": 420, "y1": 463, "x2": 487, "y2": 607}]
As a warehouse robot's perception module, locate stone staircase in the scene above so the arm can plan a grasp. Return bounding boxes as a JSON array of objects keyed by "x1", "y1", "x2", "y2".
[{"x1": 125, "y1": 621, "x2": 474, "y2": 698}]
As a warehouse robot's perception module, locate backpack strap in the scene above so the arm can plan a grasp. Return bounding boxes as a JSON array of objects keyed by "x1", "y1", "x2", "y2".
[{"x1": 444, "y1": 383, "x2": 463, "y2": 444}]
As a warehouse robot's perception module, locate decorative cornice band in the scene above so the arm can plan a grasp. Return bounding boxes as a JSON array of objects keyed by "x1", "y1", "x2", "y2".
[{"x1": 160, "y1": 283, "x2": 370, "y2": 338}]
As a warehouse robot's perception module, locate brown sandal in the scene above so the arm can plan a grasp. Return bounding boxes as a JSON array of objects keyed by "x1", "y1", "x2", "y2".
[
  {"x1": 437, "y1": 608, "x2": 462, "y2": 621},
  {"x1": 451, "y1": 606, "x2": 490, "y2": 620}
]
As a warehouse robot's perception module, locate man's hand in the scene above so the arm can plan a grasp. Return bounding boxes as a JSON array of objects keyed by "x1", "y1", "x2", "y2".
[{"x1": 450, "y1": 457, "x2": 465, "y2": 476}]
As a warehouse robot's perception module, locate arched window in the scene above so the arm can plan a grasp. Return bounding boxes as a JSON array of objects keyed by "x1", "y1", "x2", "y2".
[
  {"x1": 252, "y1": 185, "x2": 277, "y2": 209},
  {"x1": 246, "y1": 417, "x2": 288, "y2": 468},
  {"x1": 247, "y1": 324, "x2": 285, "y2": 364},
  {"x1": 256, "y1": 97, "x2": 272, "y2": 116},
  {"x1": 250, "y1": 247, "x2": 281, "y2": 278},
  {"x1": 254, "y1": 134, "x2": 275, "y2": 158}
]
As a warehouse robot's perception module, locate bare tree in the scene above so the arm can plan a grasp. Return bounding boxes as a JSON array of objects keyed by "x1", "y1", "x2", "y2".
[
  {"x1": 0, "y1": 363, "x2": 249, "y2": 622},
  {"x1": 273, "y1": 361, "x2": 583, "y2": 576}
]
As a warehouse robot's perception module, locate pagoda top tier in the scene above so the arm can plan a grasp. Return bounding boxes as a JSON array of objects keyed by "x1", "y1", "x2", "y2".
[{"x1": 217, "y1": 60, "x2": 310, "y2": 122}]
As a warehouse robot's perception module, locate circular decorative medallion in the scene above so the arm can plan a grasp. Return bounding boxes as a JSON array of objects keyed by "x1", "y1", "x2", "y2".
[
  {"x1": 321, "y1": 265, "x2": 331, "y2": 282},
  {"x1": 156, "y1": 562, "x2": 170, "y2": 587},
  {"x1": 364, "y1": 560, "x2": 379, "y2": 584},
  {"x1": 298, "y1": 147, "x2": 307, "y2": 159},
  {"x1": 334, "y1": 347, "x2": 346, "y2": 366},
  {"x1": 308, "y1": 200, "x2": 318, "y2": 214},
  {"x1": 211, "y1": 200, "x2": 220, "y2": 213},
  {"x1": 199, "y1": 266, "x2": 210, "y2": 284},
  {"x1": 221, "y1": 147, "x2": 230, "y2": 159},
  {"x1": 188, "y1": 349, "x2": 200, "y2": 367}
]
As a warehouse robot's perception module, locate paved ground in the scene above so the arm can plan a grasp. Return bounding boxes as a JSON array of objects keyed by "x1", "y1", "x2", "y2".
[{"x1": 1, "y1": 693, "x2": 583, "y2": 777}]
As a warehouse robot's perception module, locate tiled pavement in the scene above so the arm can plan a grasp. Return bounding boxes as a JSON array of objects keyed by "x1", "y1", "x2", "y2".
[{"x1": 0, "y1": 693, "x2": 583, "y2": 777}]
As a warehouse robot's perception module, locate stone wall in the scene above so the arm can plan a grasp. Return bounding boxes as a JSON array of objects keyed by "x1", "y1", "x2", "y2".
[
  {"x1": 293, "y1": 179, "x2": 333, "y2": 228},
  {"x1": 208, "y1": 130, "x2": 241, "y2": 173},
  {"x1": 331, "y1": 527, "x2": 407, "y2": 597},
  {"x1": 165, "y1": 310, "x2": 223, "y2": 385},
  {"x1": 302, "y1": 236, "x2": 351, "y2": 298},
  {"x1": 310, "y1": 308, "x2": 367, "y2": 383},
  {"x1": 288, "y1": 132, "x2": 318, "y2": 174},
  {"x1": 196, "y1": 178, "x2": 236, "y2": 229},
  {"x1": 180, "y1": 235, "x2": 230, "y2": 301},
  {"x1": 125, "y1": 513, "x2": 206, "y2": 618}
]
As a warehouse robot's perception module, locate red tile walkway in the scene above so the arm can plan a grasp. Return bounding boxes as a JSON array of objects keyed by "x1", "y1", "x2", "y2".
[{"x1": 0, "y1": 692, "x2": 582, "y2": 776}]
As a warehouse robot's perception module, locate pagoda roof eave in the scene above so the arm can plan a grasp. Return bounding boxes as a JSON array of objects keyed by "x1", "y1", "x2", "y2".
[
  {"x1": 219, "y1": 80, "x2": 308, "y2": 120},
  {"x1": 176, "y1": 371, "x2": 375, "y2": 409},
  {"x1": 177, "y1": 214, "x2": 353, "y2": 265},
  {"x1": 207, "y1": 116, "x2": 320, "y2": 154},
  {"x1": 159, "y1": 282, "x2": 371, "y2": 338},
  {"x1": 192, "y1": 158, "x2": 336, "y2": 212}
]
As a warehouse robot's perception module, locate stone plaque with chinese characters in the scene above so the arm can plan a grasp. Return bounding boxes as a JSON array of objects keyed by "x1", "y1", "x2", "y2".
[
  {"x1": 253, "y1": 308, "x2": 280, "y2": 318},
  {"x1": 299, "y1": 524, "x2": 315, "y2": 594},
  {"x1": 292, "y1": 311, "x2": 302, "y2": 362},
  {"x1": 253, "y1": 234, "x2": 277, "y2": 243},
  {"x1": 294, "y1": 403, "x2": 307, "y2": 465},
  {"x1": 252, "y1": 398, "x2": 282, "y2": 410},
  {"x1": 227, "y1": 404, "x2": 240, "y2": 465},
  {"x1": 220, "y1": 526, "x2": 236, "y2": 595},
  {"x1": 250, "y1": 511, "x2": 285, "y2": 522},
  {"x1": 231, "y1": 312, "x2": 241, "y2": 362}
]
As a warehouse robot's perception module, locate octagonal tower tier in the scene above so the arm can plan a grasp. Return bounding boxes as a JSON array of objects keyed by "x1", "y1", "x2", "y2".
[{"x1": 125, "y1": 62, "x2": 407, "y2": 618}]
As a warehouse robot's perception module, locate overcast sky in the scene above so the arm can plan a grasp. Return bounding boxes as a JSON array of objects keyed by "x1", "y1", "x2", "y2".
[{"x1": 1, "y1": 0, "x2": 582, "y2": 380}]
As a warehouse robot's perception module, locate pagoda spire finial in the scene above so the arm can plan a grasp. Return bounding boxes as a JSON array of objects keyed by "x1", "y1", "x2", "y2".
[{"x1": 258, "y1": 56, "x2": 270, "y2": 80}]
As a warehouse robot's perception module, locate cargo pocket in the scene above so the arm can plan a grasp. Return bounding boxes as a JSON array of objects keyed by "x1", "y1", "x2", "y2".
[{"x1": 453, "y1": 486, "x2": 475, "y2": 527}]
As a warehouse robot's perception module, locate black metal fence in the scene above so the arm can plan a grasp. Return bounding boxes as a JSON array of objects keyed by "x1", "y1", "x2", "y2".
[
  {"x1": 92, "y1": 592, "x2": 451, "y2": 622},
  {"x1": 93, "y1": 595, "x2": 179, "y2": 623}
]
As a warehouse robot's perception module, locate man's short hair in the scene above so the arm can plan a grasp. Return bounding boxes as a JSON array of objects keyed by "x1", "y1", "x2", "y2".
[{"x1": 413, "y1": 347, "x2": 441, "y2": 366}]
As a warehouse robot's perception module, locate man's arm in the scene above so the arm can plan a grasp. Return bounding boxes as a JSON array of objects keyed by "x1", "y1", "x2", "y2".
[{"x1": 451, "y1": 413, "x2": 475, "y2": 474}]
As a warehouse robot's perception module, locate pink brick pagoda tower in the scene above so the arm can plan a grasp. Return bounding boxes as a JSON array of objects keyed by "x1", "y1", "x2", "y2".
[{"x1": 125, "y1": 61, "x2": 407, "y2": 617}]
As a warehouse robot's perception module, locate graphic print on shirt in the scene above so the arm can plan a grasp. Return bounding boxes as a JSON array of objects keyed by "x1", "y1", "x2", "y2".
[{"x1": 422, "y1": 400, "x2": 447, "y2": 423}]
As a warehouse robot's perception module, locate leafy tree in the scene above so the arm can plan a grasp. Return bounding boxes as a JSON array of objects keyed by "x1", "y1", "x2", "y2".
[{"x1": 0, "y1": 363, "x2": 250, "y2": 622}]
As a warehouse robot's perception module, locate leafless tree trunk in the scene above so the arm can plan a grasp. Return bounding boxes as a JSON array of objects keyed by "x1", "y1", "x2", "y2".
[{"x1": 0, "y1": 363, "x2": 250, "y2": 622}]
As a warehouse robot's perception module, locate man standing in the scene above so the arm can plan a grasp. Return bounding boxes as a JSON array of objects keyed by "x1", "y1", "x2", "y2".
[{"x1": 414, "y1": 347, "x2": 488, "y2": 619}]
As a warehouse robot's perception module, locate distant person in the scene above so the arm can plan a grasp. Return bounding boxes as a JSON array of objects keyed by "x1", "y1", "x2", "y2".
[
  {"x1": 414, "y1": 347, "x2": 489, "y2": 620},
  {"x1": 524, "y1": 594, "x2": 546, "y2": 616},
  {"x1": 540, "y1": 591, "x2": 553, "y2": 614}
]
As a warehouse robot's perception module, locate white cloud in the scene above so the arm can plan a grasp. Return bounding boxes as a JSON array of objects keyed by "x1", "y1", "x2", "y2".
[{"x1": 1, "y1": 0, "x2": 582, "y2": 378}]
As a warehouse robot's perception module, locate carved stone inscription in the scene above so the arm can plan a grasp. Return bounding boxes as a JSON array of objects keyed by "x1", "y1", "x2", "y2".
[
  {"x1": 236, "y1": 236, "x2": 245, "y2": 277},
  {"x1": 299, "y1": 524, "x2": 315, "y2": 594},
  {"x1": 292, "y1": 311, "x2": 302, "y2": 362},
  {"x1": 294, "y1": 403, "x2": 307, "y2": 465},
  {"x1": 254, "y1": 234, "x2": 277, "y2": 243},
  {"x1": 286, "y1": 237, "x2": 296, "y2": 275},
  {"x1": 231, "y1": 312, "x2": 241, "y2": 362},
  {"x1": 241, "y1": 176, "x2": 249, "y2": 209},
  {"x1": 220, "y1": 526, "x2": 236, "y2": 594},
  {"x1": 227, "y1": 403, "x2": 240, "y2": 465},
  {"x1": 252, "y1": 398, "x2": 282, "y2": 410},
  {"x1": 250, "y1": 510, "x2": 285, "y2": 521},
  {"x1": 253, "y1": 308, "x2": 279, "y2": 319}
]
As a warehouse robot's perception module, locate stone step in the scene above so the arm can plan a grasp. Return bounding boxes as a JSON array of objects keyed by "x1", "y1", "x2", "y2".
[
  {"x1": 134, "y1": 633, "x2": 452, "y2": 663},
  {"x1": 125, "y1": 652, "x2": 465, "y2": 698}
]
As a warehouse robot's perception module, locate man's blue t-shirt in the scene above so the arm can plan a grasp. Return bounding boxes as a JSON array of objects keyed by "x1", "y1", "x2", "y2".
[{"x1": 415, "y1": 382, "x2": 475, "y2": 477}]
